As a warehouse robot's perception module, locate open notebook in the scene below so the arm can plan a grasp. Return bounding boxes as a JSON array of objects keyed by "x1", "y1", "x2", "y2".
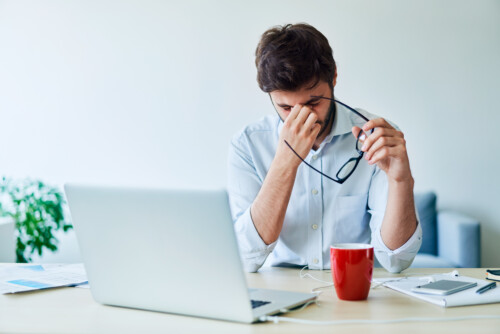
[{"x1": 382, "y1": 273, "x2": 500, "y2": 307}]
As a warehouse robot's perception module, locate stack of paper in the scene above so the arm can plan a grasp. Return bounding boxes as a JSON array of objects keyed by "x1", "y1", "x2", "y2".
[
  {"x1": 0, "y1": 263, "x2": 87, "y2": 294},
  {"x1": 382, "y1": 273, "x2": 500, "y2": 307}
]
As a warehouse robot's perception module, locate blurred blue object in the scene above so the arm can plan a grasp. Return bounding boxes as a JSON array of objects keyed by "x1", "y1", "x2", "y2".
[{"x1": 411, "y1": 192, "x2": 481, "y2": 268}]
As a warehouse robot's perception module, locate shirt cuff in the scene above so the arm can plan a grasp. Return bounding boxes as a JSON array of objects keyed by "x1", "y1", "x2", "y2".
[
  {"x1": 234, "y1": 207, "x2": 277, "y2": 272},
  {"x1": 373, "y1": 219, "x2": 423, "y2": 273}
]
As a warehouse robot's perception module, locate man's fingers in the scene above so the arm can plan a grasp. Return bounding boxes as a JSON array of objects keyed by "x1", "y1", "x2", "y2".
[
  {"x1": 351, "y1": 126, "x2": 367, "y2": 142},
  {"x1": 365, "y1": 137, "x2": 402, "y2": 161},
  {"x1": 304, "y1": 112, "x2": 319, "y2": 133},
  {"x1": 360, "y1": 127, "x2": 402, "y2": 152},
  {"x1": 367, "y1": 146, "x2": 402, "y2": 165},
  {"x1": 295, "y1": 105, "x2": 313, "y2": 125},
  {"x1": 286, "y1": 103, "x2": 302, "y2": 123},
  {"x1": 361, "y1": 118, "x2": 393, "y2": 132},
  {"x1": 311, "y1": 123, "x2": 321, "y2": 137}
]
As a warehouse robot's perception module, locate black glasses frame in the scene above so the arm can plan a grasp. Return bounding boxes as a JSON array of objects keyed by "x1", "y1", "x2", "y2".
[{"x1": 283, "y1": 97, "x2": 373, "y2": 184}]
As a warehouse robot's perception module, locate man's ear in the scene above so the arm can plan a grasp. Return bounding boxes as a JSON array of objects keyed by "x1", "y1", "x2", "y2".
[{"x1": 332, "y1": 68, "x2": 338, "y2": 88}]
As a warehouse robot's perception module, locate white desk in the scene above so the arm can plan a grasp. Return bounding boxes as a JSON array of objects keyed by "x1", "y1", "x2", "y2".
[{"x1": 1, "y1": 267, "x2": 499, "y2": 333}]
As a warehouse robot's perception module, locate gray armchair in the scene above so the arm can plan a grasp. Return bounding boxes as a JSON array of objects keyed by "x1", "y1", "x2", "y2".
[{"x1": 411, "y1": 192, "x2": 481, "y2": 268}]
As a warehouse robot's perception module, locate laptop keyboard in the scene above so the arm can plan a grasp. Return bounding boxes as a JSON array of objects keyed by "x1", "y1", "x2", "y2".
[{"x1": 251, "y1": 299, "x2": 271, "y2": 309}]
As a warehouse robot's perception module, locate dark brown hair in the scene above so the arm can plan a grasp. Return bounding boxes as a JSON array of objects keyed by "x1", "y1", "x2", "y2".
[{"x1": 255, "y1": 23, "x2": 336, "y2": 93}]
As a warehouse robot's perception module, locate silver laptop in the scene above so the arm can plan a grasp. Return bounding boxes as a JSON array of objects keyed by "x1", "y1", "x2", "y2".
[{"x1": 64, "y1": 184, "x2": 316, "y2": 323}]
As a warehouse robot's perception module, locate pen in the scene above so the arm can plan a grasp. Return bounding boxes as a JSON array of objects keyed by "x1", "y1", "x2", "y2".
[{"x1": 476, "y1": 282, "x2": 497, "y2": 294}]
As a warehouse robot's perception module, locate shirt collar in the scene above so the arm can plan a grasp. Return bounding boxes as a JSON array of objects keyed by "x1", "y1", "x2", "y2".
[{"x1": 325, "y1": 101, "x2": 354, "y2": 140}]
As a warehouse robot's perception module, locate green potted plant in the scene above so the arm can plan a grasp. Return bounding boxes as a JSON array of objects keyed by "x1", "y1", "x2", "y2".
[{"x1": 0, "y1": 177, "x2": 72, "y2": 263}]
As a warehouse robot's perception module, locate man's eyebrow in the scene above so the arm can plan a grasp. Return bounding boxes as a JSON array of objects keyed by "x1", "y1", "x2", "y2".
[
  {"x1": 305, "y1": 96, "x2": 323, "y2": 104},
  {"x1": 276, "y1": 96, "x2": 323, "y2": 108}
]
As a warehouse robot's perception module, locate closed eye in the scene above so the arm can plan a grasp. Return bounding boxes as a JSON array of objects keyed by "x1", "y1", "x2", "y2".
[{"x1": 280, "y1": 101, "x2": 319, "y2": 111}]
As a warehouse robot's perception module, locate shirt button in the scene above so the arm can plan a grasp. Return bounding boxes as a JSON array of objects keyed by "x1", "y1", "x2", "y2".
[
  {"x1": 312, "y1": 189, "x2": 318, "y2": 195},
  {"x1": 313, "y1": 258, "x2": 319, "y2": 264},
  {"x1": 312, "y1": 224, "x2": 318, "y2": 230},
  {"x1": 312, "y1": 155, "x2": 318, "y2": 160}
]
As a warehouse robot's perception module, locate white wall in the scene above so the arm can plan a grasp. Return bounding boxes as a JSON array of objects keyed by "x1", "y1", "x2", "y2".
[{"x1": 1, "y1": 0, "x2": 499, "y2": 266}]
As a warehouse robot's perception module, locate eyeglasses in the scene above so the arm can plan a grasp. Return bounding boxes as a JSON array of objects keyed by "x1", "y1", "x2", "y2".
[{"x1": 284, "y1": 97, "x2": 373, "y2": 184}]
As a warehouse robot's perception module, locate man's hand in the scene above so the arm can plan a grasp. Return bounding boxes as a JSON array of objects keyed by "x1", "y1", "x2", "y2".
[
  {"x1": 352, "y1": 118, "x2": 412, "y2": 183},
  {"x1": 353, "y1": 118, "x2": 417, "y2": 251},
  {"x1": 276, "y1": 104, "x2": 321, "y2": 167},
  {"x1": 249, "y1": 104, "x2": 320, "y2": 245}
]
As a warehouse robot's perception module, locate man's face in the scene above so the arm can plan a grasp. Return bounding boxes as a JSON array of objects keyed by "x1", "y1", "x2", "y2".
[{"x1": 269, "y1": 80, "x2": 334, "y2": 140}]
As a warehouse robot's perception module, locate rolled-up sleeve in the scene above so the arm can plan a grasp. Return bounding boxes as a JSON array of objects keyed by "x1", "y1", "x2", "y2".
[
  {"x1": 227, "y1": 135, "x2": 276, "y2": 272},
  {"x1": 368, "y1": 166, "x2": 423, "y2": 273}
]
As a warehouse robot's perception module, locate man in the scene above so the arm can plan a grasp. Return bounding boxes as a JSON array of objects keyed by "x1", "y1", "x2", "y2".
[{"x1": 227, "y1": 23, "x2": 422, "y2": 273}]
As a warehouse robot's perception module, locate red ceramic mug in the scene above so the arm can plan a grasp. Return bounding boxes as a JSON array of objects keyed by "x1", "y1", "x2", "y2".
[{"x1": 330, "y1": 243, "x2": 374, "y2": 301}]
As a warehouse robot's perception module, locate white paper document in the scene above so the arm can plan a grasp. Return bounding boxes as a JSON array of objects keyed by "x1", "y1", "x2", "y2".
[
  {"x1": 380, "y1": 273, "x2": 500, "y2": 307},
  {"x1": 0, "y1": 263, "x2": 87, "y2": 294}
]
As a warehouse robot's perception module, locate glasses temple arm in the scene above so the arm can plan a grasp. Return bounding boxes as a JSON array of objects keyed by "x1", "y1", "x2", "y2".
[
  {"x1": 310, "y1": 96, "x2": 370, "y2": 122},
  {"x1": 283, "y1": 140, "x2": 341, "y2": 184}
]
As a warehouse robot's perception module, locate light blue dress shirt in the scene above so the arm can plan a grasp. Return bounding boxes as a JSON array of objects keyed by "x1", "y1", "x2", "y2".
[{"x1": 227, "y1": 101, "x2": 422, "y2": 273}]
